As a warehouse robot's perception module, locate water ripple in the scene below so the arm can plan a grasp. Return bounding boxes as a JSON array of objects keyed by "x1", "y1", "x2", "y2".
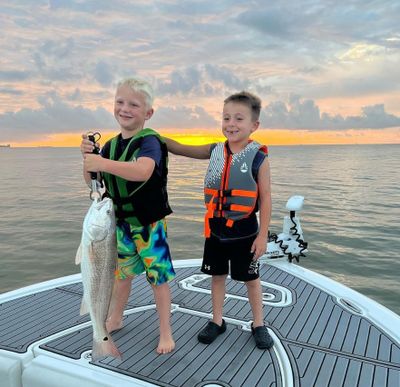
[{"x1": 0, "y1": 145, "x2": 399, "y2": 316}]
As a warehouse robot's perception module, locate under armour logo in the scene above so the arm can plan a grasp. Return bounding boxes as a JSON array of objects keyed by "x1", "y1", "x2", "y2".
[
  {"x1": 204, "y1": 265, "x2": 211, "y2": 271},
  {"x1": 240, "y1": 162, "x2": 248, "y2": 173},
  {"x1": 248, "y1": 260, "x2": 259, "y2": 275}
]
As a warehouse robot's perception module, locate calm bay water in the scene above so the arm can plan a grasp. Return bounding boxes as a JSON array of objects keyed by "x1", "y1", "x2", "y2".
[{"x1": 0, "y1": 144, "x2": 399, "y2": 315}]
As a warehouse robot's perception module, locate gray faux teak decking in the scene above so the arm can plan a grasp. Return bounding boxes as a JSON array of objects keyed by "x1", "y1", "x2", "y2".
[{"x1": 1, "y1": 265, "x2": 399, "y2": 386}]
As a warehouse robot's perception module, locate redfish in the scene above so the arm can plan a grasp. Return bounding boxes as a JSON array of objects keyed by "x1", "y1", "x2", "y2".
[{"x1": 76, "y1": 197, "x2": 121, "y2": 361}]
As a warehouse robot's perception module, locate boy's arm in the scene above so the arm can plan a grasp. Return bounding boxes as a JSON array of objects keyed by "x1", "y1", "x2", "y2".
[
  {"x1": 84, "y1": 154, "x2": 155, "y2": 182},
  {"x1": 251, "y1": 158, "x2": 272, "y2": 260},
  {"x1": 163, "y1": 136, "x2": 212, "y2": 159}
]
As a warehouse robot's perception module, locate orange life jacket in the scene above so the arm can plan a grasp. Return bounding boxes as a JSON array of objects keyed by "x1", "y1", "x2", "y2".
[{"x1": 204, "y1": 140, "x2": 268, "y2": 237}]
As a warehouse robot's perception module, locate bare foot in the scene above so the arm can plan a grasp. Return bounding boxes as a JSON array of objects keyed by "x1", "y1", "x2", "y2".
[
  {"x1": 106, "y1": 318, "x2": 123, "y2": 333},
  {"x1": 156, "y1": 335, "x2": 175, "y2": 354}
]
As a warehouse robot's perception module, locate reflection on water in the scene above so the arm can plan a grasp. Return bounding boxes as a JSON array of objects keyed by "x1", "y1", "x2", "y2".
[{"x1": 0, "y1": 145, "x2": 399, "y2": 316}]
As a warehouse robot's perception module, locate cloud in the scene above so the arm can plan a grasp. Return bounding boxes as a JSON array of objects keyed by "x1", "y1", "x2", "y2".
[
  {"x1": 0, "y1": 89, "x2": 219, "y2": 142},
  {"x1": 204, "y1": 64, "x2": 249, "y2": 90},
  {"x1": 0, "y1": 88, "x2": 24, "y2": 96},
  {"x1": 0, "y1": 92, "x2": 116, "y2": 142},
  {"x1": 94, "y1": 61, "x2": 115, "y2": 87},
  {"x1": 261, "y1": 95, "x2": 400, "y2": 130},
  {"x1": 2, "y1": 90, "x2": 398, "y2": 143},
  {"x1": 0, "y1": 70, "x2": 30, "y2": 82},
  {"x1": 48, "y1": 0, "x2": 151, "y2": 13},
  {"x1": 237, "y1": 7, "x2": 298, "y2": 39},
  {"x1": 0, "y1": 1, "x2": 399, "y2": 144},
  {"x1": 157, "y1": 67, "x2": 203, "y2": 95},
  {"x1": 156, "y1": 64, "x2": 252, "y2": 96},
  {"x1": 236, "y1": 2, "x2": 400, "y2": 47},
  {"x1": 148, "y1": 105, "x2": 218, "y2": 129}
]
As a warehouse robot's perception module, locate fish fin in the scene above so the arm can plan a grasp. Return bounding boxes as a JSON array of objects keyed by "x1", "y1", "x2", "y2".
[
  {"x1": 88, "y1": 242, "x2": 95, "y2": 262},
  {"x1": 80, "y1": 297, "x2": 89, "y2": 315},
  {"x1": 75, "y1": 243, "x2": 82, "y2": 265},
  {"x1": 91, "y1": 335, "x2": 122, "y2": 361}
]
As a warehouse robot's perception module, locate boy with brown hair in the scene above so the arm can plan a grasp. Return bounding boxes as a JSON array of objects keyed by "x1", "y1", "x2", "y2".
[{"x1": 164, "y1": 91, "x2": 274, "y2": 349}]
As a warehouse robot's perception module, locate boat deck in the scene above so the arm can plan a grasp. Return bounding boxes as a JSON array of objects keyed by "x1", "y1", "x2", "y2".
[{"x1": 1, "y1": 262, "x2": 400, "y2": 386}]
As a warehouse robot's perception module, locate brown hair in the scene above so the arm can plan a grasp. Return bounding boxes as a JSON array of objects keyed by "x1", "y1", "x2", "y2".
[{"x1": 224, "y1": 91, "x2": 261, "y2": 121}]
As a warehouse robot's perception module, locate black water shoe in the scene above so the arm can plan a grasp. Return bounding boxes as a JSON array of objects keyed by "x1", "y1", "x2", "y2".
[
  {"x1": 198, "y1": 320, "x2": 227, "y2": 344},
  {"x1": 251, "y1": 323, "x2": 274, "y2": 349}
]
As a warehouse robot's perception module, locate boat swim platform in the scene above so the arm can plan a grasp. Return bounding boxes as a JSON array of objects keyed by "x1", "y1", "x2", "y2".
[{"x1": 1, "y1": 259, "x2": 399, "y2": 387}]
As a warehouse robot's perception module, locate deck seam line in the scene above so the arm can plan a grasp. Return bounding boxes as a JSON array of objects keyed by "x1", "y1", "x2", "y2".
[{"x1": 283, "y1": 338, "x2": 400, "y2": 370}]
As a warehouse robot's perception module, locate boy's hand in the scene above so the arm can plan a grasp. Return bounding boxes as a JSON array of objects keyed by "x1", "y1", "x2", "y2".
[
  {"x1": 84, "y1": 154, "x2": 105, "y2": 173},
  {"x1": 251, "y1": 235, "x2": 267, "y2": 261},
  {"x1": 80, "y1": 133, "x2": 99, "y2": 156}
]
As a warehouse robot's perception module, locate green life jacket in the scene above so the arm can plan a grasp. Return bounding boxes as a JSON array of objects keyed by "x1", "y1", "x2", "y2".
[{"x1": 102, "y1": 128, "x2": 172, "y2": 227}]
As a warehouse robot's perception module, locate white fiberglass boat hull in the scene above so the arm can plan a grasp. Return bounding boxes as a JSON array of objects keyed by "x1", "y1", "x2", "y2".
[{"x1": 1, "y1": 258, "x2": 399, "y2": 387}]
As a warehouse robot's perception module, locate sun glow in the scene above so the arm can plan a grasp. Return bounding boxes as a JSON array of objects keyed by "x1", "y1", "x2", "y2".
[{"x1": 6, "y1": 127, "x2": 400, "y2": 148}]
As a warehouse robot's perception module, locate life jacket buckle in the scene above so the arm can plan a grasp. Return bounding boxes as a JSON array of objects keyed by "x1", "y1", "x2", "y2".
[{"x1": 217, "y1": 189, "x2": 232, "y2": 197}]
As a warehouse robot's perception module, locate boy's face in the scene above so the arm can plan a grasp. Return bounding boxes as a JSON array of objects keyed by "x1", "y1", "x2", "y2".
[
  {"x1": 114, "y1": 84, "x2": 153, "y2": 136},
  {"x1": 222, "y1": 102, "x2": 259, "y2": 146}
]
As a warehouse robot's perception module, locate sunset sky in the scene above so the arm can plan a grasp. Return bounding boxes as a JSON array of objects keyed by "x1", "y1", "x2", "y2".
[{"x1": 0, "y1": 1, "x2": 399, "y2": 147}]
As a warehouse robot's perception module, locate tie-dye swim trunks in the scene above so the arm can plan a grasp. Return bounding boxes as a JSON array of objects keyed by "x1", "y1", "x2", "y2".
[{"x1": 115, "y1": 218, "x2": 175, "y2": 285}]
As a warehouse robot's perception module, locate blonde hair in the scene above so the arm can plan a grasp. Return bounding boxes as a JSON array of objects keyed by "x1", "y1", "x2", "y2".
[{"x1": 117, "y1": 78, "x2": 154, "y2": 108}]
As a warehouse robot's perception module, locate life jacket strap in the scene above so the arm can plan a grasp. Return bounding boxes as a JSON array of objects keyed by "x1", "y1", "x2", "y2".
[
  {"x1": 204, "y1": 188, "x2": 256, "y2": 198},
  {"x1": 231, "y1": 189, "x2": 257, "y2": 198},
  {"x1": 204, "y1": 190, "x2": 257, "y2": 237},
  {"x1": 206, "y1": 202, "x2": 254, "y2": 213},
  {"x1": 204, "y1": 193, "x2": 215, "y2": 238},
  {"x1": 206, "y1": 203, "x2": 229, "y2": 211},
  {"x1": 229, "y1": 204, "x2": 254, "y2": 213}
]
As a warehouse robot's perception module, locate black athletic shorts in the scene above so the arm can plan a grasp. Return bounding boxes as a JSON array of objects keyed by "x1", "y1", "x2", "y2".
[{"x1": 201, "y1": 234, "x2": 260, "y2": 282}]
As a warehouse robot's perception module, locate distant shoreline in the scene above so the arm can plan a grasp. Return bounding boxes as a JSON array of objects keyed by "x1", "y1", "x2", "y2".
[{"x1": 3, "y1": 143, "x2": 399, "y2": 149}]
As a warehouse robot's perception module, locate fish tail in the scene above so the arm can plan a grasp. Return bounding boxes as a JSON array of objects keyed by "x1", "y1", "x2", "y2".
[{"x1": 91, "y1": 335, "x2": 122, "y2": 361}]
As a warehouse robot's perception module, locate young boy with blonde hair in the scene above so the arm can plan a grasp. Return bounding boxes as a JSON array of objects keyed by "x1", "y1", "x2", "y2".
[{"x1": 80, "y1": 78, "x2": 176, "y2": 354}]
